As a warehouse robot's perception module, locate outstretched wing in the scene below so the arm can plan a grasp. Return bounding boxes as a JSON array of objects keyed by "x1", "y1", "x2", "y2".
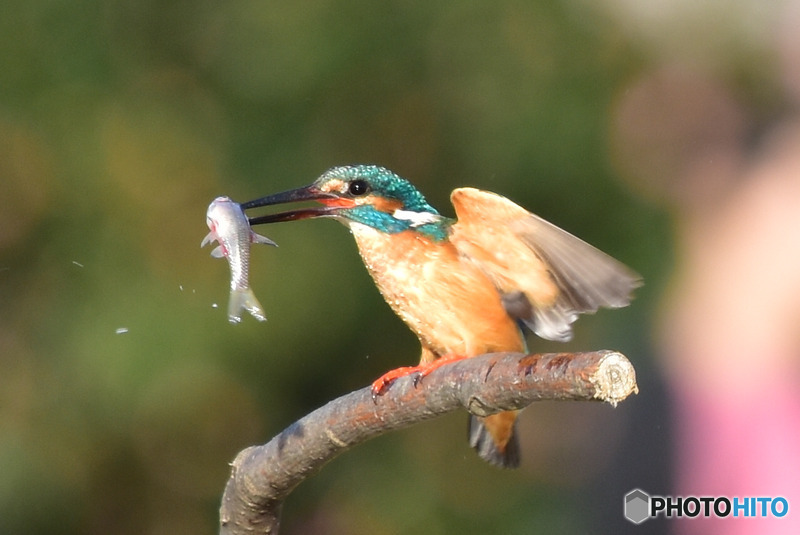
[{"x1": 449, "y1": 187, "x2": 641, "y2": 342}]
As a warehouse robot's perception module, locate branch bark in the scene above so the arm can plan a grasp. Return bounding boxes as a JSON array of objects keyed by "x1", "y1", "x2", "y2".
[{"x1": 219, "y1": 350, "x2": 638, "y2": 535}]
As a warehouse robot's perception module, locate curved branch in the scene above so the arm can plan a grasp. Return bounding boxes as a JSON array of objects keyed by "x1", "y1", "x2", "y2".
[{"x1": 219, "y1": 350, "x2": 638, "y2": 535}]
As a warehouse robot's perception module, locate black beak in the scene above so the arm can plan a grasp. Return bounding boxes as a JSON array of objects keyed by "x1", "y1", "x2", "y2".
[{"x1": 241, "y1": 185, "x2": 339, "y2": 226}]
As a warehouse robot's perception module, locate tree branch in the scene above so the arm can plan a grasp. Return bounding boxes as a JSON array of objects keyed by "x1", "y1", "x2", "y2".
[{"x1": 218, "y1": 350, "x2": 638, "y2": 535}]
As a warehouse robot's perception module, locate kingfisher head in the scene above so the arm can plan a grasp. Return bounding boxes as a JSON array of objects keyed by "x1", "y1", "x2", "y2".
[{"x1": 243, "y1": 165, "x2": 450, "y2": 240}]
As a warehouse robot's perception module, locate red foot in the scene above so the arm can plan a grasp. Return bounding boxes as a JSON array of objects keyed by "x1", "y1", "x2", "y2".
[
  {"x1": 370, "y1": 354, "x2": 468, "y2": 402},
  {"x1": 371, "y1": 366, "x2": 419, "y2": 401}
]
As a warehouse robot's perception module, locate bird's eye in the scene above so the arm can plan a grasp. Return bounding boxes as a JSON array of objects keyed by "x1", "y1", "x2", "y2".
[{"x1": 348, "y1": 179, "x2": 370, "y2": 196}]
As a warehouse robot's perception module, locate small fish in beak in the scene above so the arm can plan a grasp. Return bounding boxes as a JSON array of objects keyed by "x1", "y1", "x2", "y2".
[{"x1": 202, "y1": 196, "x2": 276, "y2": 323}]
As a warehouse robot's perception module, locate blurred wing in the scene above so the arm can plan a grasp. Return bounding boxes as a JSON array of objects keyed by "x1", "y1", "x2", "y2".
[{"x1": 450, "y1": 187, "x2": 642, "y2": 341}]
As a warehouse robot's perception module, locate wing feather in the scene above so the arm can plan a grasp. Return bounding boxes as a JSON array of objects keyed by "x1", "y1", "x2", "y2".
[{"x1": 450, "y1": 187, "x2": 641, "y2": 341}]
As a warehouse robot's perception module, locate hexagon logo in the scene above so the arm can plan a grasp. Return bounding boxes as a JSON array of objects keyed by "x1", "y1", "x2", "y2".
[{"x1": 625, "y1": 489, "x2": 651, "y2": 524}]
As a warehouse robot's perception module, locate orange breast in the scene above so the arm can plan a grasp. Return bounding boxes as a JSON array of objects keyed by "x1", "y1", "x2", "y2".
[{"x1": 348, "y1": 222, "x2": 524, "y2": 360}]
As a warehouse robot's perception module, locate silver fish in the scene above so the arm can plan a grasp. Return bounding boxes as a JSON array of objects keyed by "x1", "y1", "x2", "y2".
[{"x1": 202, "y1": 196, "x2": 276, "y2": 323}]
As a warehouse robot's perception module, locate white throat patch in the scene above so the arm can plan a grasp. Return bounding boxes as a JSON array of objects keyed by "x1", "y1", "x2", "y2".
[{"x1": 392, "y1": 209, "x2": 442, "y2": 227}]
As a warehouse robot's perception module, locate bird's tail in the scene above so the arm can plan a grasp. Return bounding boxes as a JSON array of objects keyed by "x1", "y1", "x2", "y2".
[{"x1": 468, "y1": 410, "x2": 520, "y2": 468}]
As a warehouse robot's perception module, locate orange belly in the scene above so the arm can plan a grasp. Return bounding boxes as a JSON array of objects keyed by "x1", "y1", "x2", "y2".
[{"x1": 349, "y1": 222, "x2": 525, "y2": 360}]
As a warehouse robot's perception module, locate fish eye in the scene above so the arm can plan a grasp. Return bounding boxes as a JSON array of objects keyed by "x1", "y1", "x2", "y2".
[{"x1": 348, "y1": 179, "x2": 370, "y2": 196}]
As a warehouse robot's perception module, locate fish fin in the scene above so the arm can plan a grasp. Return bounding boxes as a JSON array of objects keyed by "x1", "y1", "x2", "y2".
[
  {"x1": 210, "y1": 246, "x2": 225, "y2": 258},
  {"x1": 468, "y1": 411, "x2": 520, "y2": 468},
  {"x1": 228, "y1": 288, "x2": 266, "y2": 323},
  {"x1": 201, "y1": 232, "x2": 217, "y2": 248},
  {"x1": 251, "y1": 231, "x2": 278, "y2": 247}
]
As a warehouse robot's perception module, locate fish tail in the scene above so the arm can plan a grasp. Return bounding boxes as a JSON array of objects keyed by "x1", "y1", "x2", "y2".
[{"x1": 228, "y1": 288, "x2": 267, "y2": 323}]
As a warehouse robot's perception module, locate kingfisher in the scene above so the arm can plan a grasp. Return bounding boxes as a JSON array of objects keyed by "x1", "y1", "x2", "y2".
[{"x1": 242, "y1": 165, "x2": 640, "y2": 468}]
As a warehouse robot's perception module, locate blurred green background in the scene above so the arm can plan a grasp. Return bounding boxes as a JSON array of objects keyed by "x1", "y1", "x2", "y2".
[{"x1": 2, "y1": 1, "x2": 796, "y2": 534}]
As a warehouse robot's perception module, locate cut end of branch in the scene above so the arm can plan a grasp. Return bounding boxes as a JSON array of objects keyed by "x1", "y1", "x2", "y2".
[{"x1": 589, "y1": 350, "x2": 638, "y2": 406}]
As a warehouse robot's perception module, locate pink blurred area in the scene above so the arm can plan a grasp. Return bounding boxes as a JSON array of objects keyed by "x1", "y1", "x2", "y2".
[{"x1": 610, "y1": 1, "x2": 800, "y2": 528}]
